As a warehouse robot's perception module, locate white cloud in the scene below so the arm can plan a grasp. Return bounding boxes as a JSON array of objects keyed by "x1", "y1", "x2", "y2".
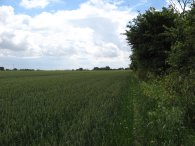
[
  {"x1": 0, "y1": 1, "x2": 137, "y2": 69},
  {"x1": 20, "y1": 0, "x2": 57, "y2": 9}
]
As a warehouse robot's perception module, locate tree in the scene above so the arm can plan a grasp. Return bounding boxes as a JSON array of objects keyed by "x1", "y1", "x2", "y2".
[
  {"x1": 0, "y1": 67, "x2": 4, "y2": 71},
  {"x1": 93, "y1": 67, "x2": 99, "y2": 70},
  {"x1": 76, "y1": 68, "x2": 83, "y2": 71},
  {"x1": 164, "y1": 4, "x2": 195, "y2": 132},
  {"x1": 13, "y1": 68, "x2": 17, "y2": 71},
  {"x1": 168, "y1": 0, "x2": 194, "y2": 14},
  {"x1": 93, "y1": 66, "x2": 111, "y2": 70},
  {"x1": 126, "y1": 7, "x2": 178, "y2": 75},
  {"x1": 105, "y1": 66, "x2": 110, "y2": 70},
  {"x1": 167, "y1": 4, "x2": 195, "y2": 73}
]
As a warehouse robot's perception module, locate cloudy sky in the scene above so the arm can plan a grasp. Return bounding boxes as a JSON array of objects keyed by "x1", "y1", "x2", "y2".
[{"x1": 0, "y1": 0, "x2": 169, "y2": 70}]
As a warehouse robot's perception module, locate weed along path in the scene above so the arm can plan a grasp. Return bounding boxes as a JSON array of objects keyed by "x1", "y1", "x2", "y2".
[{"x1": 0, "y1": 71, "x2": 137, "y2": 146}]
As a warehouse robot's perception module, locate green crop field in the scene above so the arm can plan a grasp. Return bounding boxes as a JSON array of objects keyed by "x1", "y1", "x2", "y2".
[{"x1": 0, "y1": 71, "x2": 135, "y2": 146}]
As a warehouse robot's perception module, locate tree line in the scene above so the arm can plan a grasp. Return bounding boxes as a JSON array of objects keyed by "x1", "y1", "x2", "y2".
[
  {"x1": 0, "y1": 66, "x2": 130, "y2": 71},
  {"x1": 0, "y1": 67, "x2": 35, "y2": 71},
  {"x1": 126, "y1": 1, "x2": 194, "y2": 76},
  {"x1": 125, "y1": 0, "x2": 195, "y2": 145},
  {"x1": 74, "y1": 66, "x2": 130, "y2": 71}
]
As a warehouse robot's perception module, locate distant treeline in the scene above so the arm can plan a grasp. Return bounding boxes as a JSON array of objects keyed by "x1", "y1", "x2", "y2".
[
  {"x1": 0, "y1": 66, "x2": 130, "y2": 71},
  {"x1": 93, "y1": 66, "x2": 130, "y2": 70},
  {"x1": 74, "y1": 66, "x2": 130, "y2": 71},
  {"x1": 0, "y1": 67, "x2": 36, "y2": 71}
]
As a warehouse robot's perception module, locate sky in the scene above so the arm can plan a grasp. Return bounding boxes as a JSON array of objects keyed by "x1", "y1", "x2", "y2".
[{"x1": 0, "y1": 0, "x2": 170, "y2": 70}]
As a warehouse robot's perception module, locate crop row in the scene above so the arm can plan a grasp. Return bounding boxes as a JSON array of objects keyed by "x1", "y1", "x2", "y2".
[{"x1": 0, "y1": 71, "x2": 133, "y2": 146}]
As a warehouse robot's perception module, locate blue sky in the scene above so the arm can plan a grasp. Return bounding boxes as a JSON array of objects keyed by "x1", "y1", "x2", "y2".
[
  {"x1": 0, "y1": 0, "x2": 169, "y2": 70},
  {"x1": 0, "y1": 0, "x2": 167, "y2": 15}
]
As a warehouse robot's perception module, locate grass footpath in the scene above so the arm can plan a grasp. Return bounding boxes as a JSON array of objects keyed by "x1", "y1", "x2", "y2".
[{"x1": 0, "y1": 71, "x2": 136, "y2": 146}]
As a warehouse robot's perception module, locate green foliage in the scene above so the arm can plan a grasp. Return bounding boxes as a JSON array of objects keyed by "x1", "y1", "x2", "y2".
[
  {"x1": 164, "y1": 6, "x2": 195, "y2": 142},
  {"x1": 0, "y1": 71, "x2": 133, "y2": 146},
  {"x1": 167, "y1": 4, "x2": 195, "y2": 72},
  {"x1": 126, "y1": 4, "x2": 195, "y2": 145},
  {"x1": 164, "y1": 71, "x2": 195, "y2": 141},
  {"x1": 132, "y1": 75, "x2": 195, "y2": 146},
  {"x1": 126, "y1": 7, "x2": 178, "y2": 76}
]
